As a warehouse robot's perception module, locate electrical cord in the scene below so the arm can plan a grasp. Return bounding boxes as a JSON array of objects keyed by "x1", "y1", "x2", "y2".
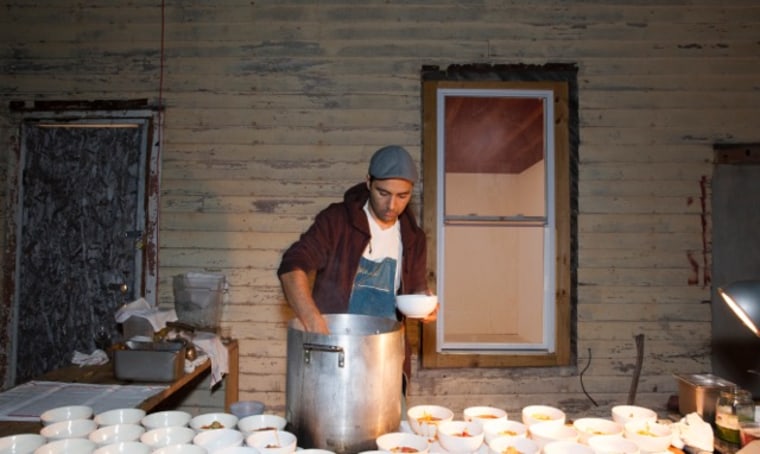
[{"x1": 580, "y1": 347, "x2": 598, "y2": 406}]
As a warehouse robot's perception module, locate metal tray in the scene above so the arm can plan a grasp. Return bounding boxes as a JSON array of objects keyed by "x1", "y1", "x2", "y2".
[{"x1": 113, "y1": 341, "x2": 186, "y2": 382}]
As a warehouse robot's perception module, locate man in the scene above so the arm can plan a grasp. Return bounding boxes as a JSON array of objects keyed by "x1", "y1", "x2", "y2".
[{"x1": 277, "y1": 145, "x2": 434, "y2": 334}]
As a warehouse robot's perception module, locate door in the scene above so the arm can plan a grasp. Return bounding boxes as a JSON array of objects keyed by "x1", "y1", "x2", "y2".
[
  {"x1": 11, "y1": 111, "x2": 160, "y2": 384},
  {"x1": 712, "y1": 145, "x2": 760, "y2": 397}
]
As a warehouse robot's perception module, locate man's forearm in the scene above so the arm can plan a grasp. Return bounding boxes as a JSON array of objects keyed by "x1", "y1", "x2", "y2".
[{"x1": 279, "y1": 269, "x2": 329, "y2": 334}]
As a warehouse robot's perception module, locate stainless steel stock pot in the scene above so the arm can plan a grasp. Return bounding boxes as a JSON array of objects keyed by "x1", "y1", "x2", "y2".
[{"x1": 285, "y1": 314, "x2": 404, "y2": 454}]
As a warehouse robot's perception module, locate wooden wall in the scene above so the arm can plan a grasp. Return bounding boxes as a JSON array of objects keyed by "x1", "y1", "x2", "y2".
[{"x1": 2, "y1": 0, "x2": 760, "y2": 418}]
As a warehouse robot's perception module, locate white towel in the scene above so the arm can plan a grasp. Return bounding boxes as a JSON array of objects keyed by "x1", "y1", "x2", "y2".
[
  {"x1": 190, "y1": 332, "x2": 229, "y2": 388},
  {"x1": 114, "y1": 297, "x2": 178, "y2": 333},
  {"x1": 671, "y1": 412, "x2": 714, "y2": 452},
  {"x1": 72, "y1": 349, "x2": 109, "y2": 366}
]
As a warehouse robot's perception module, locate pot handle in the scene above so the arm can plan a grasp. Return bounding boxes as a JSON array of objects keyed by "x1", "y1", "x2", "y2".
[{"x1": 302, "y1": 342, "x2": 345, "y2": 368}]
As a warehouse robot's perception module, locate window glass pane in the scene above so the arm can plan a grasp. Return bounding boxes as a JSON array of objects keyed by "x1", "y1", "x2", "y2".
[
  {"x1": 443, "y1": 95, "x2": 545, "y2": 218},
  {"x1": 441, "y1": 225, "x2": 546, "y2": 349}
]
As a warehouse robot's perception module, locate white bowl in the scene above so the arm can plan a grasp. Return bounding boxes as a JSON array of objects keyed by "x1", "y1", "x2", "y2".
[
  {"x1": 611, "y1": 406, "x2": 657, "y2": 426},
  {"x1": 139, "y1": 426, "x2": 196, "y2": 448},
  {"x1": 245, "y1": 429, "x2": 297, "y2": 454},
  {"x1": 396, "y1": 294, "x2": 437, "y2": 319},
  {"x1": 543, "y1": 441, "x2": 595, "y2": 454},
  {"x1": 483, "y1": 419, "x2": 528, "y2": 444},
  {"x1": 298, "y1": 450, "x2": 336, "y2": 454},
  {"x1": 40, "y1": 405, "x2": 94, "y2": 426},
  {"x1": 437, "y1": 420, "x2": 485, "y2": 453},
  {"x1": 193, "y1": 428, "x2": 244, "y2": 452},
  {"x1": 217, "y1": 447, "x2": 262, "y2": 454},
  {"x1": 94, "y1": 409, "x2": 146, "y2": 426},
  {"x1": 190, "y1": 412, "x2": 240, "y2": 431},
  {"x1": 488, "y1": 436, "x2": 540, "y2": 454},
  {"x1": 140, "y1": 411, "x2": 192, "y2": 430},
  {"x1": 40, "y1": 418, "x2": 98, "y2": 440},
  {"x1": 521, "y1": 405, "x2": 565, "y2": 427},
  {"x1": 376, "y1": 432, "x2": 430, "y2": 454},
  {"x1": 89, "y1": 424, "x2": 145, "y2": 446},
  {"x1": 572, "y1": 418, "x2": 623, "y2": 444},
  {"x1": 623, "y1": 420, "x2": 672, "y2": 453},
  {"x1": 407, "y1": 405, "x2": 455, "y2": 439},
  {"x1": 0, "y1": 433, "x2": 46, "y2": 453},
  {"x1": 588, "y1": 435, "x2": 640, "y2": 454},
  {"x1": 34, "y1": 438, "x2": 97, "y2": 454},
  {"x1": 464, "y1": 406, "x2": 508, "y2": 426},
  {"x1": 528, "y1": 420, "x2": 578, "y2": 449},
  {"x1": 237, "y1": 414, "x2": 288, "y2": 434},
  {"x1": 152, "y1": 444, "x2": 208, "y2": 454},
  {"x1": 92, "y1": 441, "x2": 152, "y2": 454},
  {"x1": 230, "y1": 401, "x2": 266, "y2": 419}
]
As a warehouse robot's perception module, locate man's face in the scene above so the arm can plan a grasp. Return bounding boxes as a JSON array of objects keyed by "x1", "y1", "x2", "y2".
[{"x1": 366, "y1": 177, "x2": 414, "y2": 228}]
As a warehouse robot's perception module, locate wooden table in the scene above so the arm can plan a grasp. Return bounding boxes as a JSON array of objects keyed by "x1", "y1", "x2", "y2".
[{"x1": 0, "y1": 339, "x2": 238, "y2": 438}]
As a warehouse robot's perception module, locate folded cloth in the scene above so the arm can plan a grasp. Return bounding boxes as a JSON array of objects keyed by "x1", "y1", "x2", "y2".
[
  {"x1": 115, "y1": 297, "x2": 178, "y2": 333},
  {"x1": 191, "y1": 332, "x2": 229, "y2": 388},
  {"x1": 72, "y1": 349, "x2": 109, "y2": 366},
  {"x1": 671, "y1": 412, "x2": 714, "y2": 452}
]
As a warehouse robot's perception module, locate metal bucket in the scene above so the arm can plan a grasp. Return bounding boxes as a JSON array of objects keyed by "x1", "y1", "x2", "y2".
[{"x1": 286, "y1": 314, "x2": 404, "y2": 454}]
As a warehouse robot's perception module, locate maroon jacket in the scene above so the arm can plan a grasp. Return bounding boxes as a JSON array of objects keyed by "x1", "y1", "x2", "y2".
[{"x1": 277, "y1": 183, "x2": 428, "y2": 314}]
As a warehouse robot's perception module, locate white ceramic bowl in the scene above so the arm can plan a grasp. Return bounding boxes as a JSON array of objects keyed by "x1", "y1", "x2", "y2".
[
  {"x1": 40, "y1": 405, "x2": 94, "y2": 426},
  {"x1": 190, "y1": 412, "x2": 240, "y2": 431},
  {"x1": 89, "y1": 424, "x2": 145, "y2": 446},
  {"x1": 543, "y1": 441, "x2": 595, "y2": 454},
  {"x1": 483, "y1": 419, "x2": 528, "y2": 444},
  {"x1": 92, "y1": 441, "x2": 152, "y2": 454},
  {"x1": 94, "y1": 409, "x2": 147, "y2": 426},
  {"x1": 34, "y1": 438, "x2": 97, "y2": 454},
  {"x1": 217, "y1": 447, "x2": 263, "y2": 454},
  {"x1": 528, "y1": 420, "x2": 578, "y2": 449},
  {"x1": 140, "y1": 411, "x2": 192, "y2": 430},
  {"x1": 396, "y1": 294, "x2": 437, "y2": 319},
  {"x1": 0, "y1": 433, "x2": 46, "y2": 453},
  {"x1": 298, "y1": 450, "x2": 336, "y2": 454},
  {"x1": 245, "y1": 429, "x2": 297, "y2": 454},
  {"x1": 376, "y1": 432, "x2": 430, "y2": 454},
  {"x1": 623, "y1": 420, "x2": 672, "y2": 453},
  {"x1": 611, "y1": 406, "x2": 657, "y2": 426},
  {"x1": 193, "y1": 428, "x2": 244, "y2": 452},
  {"x1": 588, "y1": 435, "x2": 641, "y2": 454},
  {"x1": 237, "y1": 414, "x2": 288, "y2": 434},
  {"x1": 437, "y1": 420, "x2": 485, "y2": 453},
  {"x1": 488, "y1": 436, "x2": 540, "y2": 454},
  {"x1": 521, "y1": 405, "x2": 566, "y2": 427},
  {"x1": 407, "y1": 405, "x2": 455, "y2": 439},
  {"x1": 40, "y1": 418, "x2": 98, "y2": 440},
  {"x1": 572, "y1": 418, "x2": 623, "y2": 444},
  {"x1": 464, "y1": 406, "x2": 508, "y2": 426},
  {"x1": 152, "y1": 444, "x2": 208, "y2": 454},
  {"x1": 139, "y1": 426, "x2": 196, "y2": 448}
]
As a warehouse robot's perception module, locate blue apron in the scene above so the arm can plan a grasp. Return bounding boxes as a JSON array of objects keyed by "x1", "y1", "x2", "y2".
[{"x1": 347, "y1": 256, "x2": 397, "y2": 319}]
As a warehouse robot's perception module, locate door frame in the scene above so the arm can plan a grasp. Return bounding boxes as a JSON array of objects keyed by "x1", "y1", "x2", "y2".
[{"x1": 2, "y1": 105, "x2": 162, "y2": 388}]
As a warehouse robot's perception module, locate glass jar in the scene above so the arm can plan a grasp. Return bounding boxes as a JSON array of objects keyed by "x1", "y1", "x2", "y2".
[{"x1": 715, "y1": 387, "x2": 755, "y2": 445}]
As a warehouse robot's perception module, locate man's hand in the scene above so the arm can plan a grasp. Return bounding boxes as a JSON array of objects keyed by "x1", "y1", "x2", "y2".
[{"x1": 302, "y1": 312, "x2": 330, "y2": 334}]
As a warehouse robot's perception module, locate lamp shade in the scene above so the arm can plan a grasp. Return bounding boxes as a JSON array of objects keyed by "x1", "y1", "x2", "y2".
[{"x1": 718, "y1": 280, "x2": 760, "y2": 337}]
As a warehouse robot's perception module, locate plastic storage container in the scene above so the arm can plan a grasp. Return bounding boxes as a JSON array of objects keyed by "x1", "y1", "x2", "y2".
[{"x1": 173, "y1": 272, "x2": 226, "y2": 330}]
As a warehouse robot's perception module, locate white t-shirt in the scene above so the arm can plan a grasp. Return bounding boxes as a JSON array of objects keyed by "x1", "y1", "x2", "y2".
[{"x1": 363, "y1": 202, "x2": 403, "y2": 292}]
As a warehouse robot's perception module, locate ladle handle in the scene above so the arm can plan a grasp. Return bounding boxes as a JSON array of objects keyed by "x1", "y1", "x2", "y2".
[{"x1": 302, "y1": 342, "x2": 345, "y2": 367}]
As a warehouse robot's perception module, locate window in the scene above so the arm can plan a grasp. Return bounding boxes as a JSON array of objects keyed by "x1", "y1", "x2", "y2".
[{"x1": 420, "y1": 65, "x2": 578, "y2": 368}]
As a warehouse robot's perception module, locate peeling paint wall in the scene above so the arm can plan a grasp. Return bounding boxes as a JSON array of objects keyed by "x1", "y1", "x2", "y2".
[{"x1": 2, "y1": 1, "x2": 760, "y2": 417}]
